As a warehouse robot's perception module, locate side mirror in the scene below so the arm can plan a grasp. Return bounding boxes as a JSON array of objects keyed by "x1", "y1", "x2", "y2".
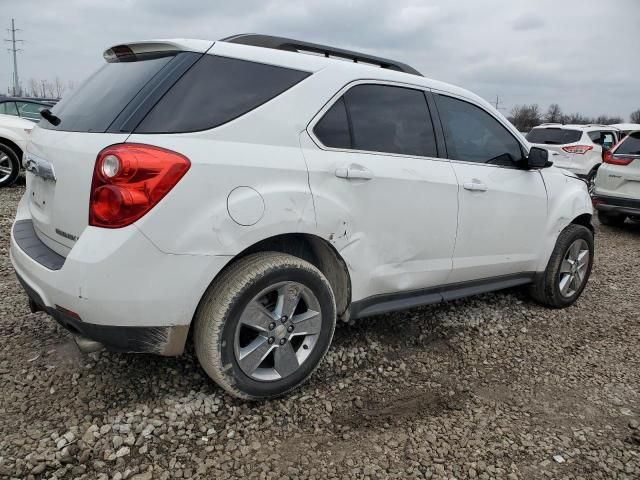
[{"x1": 527, "y1": 146, "x2": 552, "y2": 169}]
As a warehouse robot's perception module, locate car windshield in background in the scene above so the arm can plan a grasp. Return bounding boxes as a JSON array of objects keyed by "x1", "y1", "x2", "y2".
[
  {"x1": 526, "y1": 128, "x2": 582, "y2": 145},
  {"x1": 616, "y1": 132, "x2": 640, "y2": 155},
  {"x1": 39, "y1": 52, "x2": 177, "y2": 133}
]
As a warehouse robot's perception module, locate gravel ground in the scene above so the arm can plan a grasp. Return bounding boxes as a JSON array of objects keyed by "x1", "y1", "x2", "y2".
[{"x1": 0, "y1": 182, "x2": 639, "y2": 480}]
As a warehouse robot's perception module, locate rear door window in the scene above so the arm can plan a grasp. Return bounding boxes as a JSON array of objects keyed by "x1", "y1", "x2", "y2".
[
  {"x1": 344, "y1": 84, "x2": 437, "y2": 157},
  {"x1": 526, "y1": 128, "x2": 582, "y2": 145},
  {"x1": 313, "y1": 97, "x2": 351, "y2": 149},
  {"x1": 39, "y1": 53, "x2": 177, "y2": 132},
  {"x1": 135, "y1": 55, "x2": 310, "y2": 133}
]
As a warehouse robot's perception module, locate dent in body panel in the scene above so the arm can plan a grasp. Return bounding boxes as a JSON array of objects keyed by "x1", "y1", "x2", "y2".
[{"x1": 537, "y1": 168, "x2": 593, "y2": 271}]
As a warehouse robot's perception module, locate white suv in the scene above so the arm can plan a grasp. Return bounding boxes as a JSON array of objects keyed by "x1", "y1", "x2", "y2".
[
  {"x1": 10, "y1": 35, "x2": 595, "y2": 399},
  {"x1": 526, "y1": 124, "x2": 619, "y2": 188},
  {"x1": 593, "y1": 130, "x2": 640, "y2": 226}
]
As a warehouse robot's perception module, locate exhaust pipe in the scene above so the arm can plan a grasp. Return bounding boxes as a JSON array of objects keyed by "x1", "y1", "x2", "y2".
[{"x1": 74, "y1": 335, "x2": 104, "y2": 354}]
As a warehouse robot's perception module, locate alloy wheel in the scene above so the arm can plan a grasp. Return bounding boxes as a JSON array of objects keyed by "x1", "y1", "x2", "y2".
[
  {"x1": 558, "y1": 239, "x2": 590, "y2": 298},
  {"x1": 234, "y1": 281, "x2": 322, "y2": 381},
  {"x1": 0, "y1": 152, "x2": 13, "y2": 183}
]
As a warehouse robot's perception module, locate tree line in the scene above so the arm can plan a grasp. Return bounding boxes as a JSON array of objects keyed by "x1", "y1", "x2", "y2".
[
  {"x1": 509, "y1": 104, "x2": 640, "y2": 132},
  {"x1": 9, "y1": 78, "x2": 77, "y2": 100}
]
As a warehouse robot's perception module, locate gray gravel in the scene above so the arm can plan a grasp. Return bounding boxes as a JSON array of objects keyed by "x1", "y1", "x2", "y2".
[{"x1": 1, "y1": 183, "x2": 639, "y2": 480}]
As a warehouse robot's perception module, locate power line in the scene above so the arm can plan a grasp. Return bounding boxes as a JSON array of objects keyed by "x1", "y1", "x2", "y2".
[{"x1": 4, "y1": 18, "x2": 24, "y2": 96}]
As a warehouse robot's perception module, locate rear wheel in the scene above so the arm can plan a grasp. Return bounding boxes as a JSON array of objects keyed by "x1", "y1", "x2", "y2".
[
  {"x1": 529, "y1": 224, "x2": 594, "y2": 308},
  {"x1": 0, "y1": 143, "x2": 20, "y2": 188},
  {"x1": 194, "y1": 252, "x2": 336, "y2": 400},
  {"x1": 597, "y1": 210, "x2": 626, "y2": 227}
]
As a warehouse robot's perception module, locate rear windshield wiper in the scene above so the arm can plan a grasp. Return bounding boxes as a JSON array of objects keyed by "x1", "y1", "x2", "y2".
[{"x1": 40, "y1": 108, "x2": 61, "y2": 126}]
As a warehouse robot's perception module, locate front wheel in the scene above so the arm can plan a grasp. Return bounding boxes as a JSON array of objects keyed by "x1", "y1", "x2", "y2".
[
  {"x1": 194, "y1": 252, "x2": 336, "y2": 400},
  {"x1": 529, "y1": 224, "x2": 594, "y2": 308}
]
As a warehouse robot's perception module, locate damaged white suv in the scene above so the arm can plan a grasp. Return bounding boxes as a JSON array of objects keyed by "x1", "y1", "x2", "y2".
[{"x1": 10, "y1": 35, "x2": 594, "y2": 399}]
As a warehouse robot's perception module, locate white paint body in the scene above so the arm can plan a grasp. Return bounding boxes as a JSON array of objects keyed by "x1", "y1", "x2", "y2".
[
  {"x1": 10, "y1": 38, "x2": 593, "y2": 334},
  {"x1": 0, "y1": 113, "x2": 34, "y2": 160}
]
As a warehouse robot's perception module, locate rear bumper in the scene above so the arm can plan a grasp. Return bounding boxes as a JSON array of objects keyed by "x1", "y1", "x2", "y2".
[
  {"x1": 10, "y1": 196, "x2": 232, "y2": 355},
  {"x1": 15, "y1": 271, "x2": 188, "y2": 355},
  {"x1": 592, "y1": 194, "x2": 640, "y2": 217}
]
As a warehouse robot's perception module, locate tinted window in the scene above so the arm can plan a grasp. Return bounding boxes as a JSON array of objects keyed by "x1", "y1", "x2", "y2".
[
  {"x1": 526, "y1": 128, "x2": 582, "y2": 145},
  {"x1": 341, "y1": 84, "x2": 437, "y2": 157},
  {"x1": 313, "y1": 97, "x2": 351, "y2": 149},
  {"x1": 136, "y1": 55, "x2": 310, "y2": 133},
  {"x1": 436, "y1": 95, "x2": 523, "y2": 166},
  {"x1": 40, "y1": 53, "x2": 176, "y2": 132},
  {"x1": 0, "y1": 101, "x2": 18, "y2": 116},
  {"x1": 616, "y1": 132, "x2": 640, "y2": 155}
]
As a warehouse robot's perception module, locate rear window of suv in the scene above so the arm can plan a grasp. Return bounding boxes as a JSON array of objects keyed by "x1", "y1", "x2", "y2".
[
  {"x1": 616, "y1": 132, "x2": 640, "y2": 155},
  {"x1": 40, "y1": 53, "x2": 177, "y2": 133},
  {"x1": 526, "y1": 128, "x2": 582, "y2": 145},
  {"x1": 40, "y1": 53, "x2": 309, "y2": 134}
]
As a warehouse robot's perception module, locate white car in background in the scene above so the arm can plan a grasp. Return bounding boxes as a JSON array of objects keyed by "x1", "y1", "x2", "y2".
[
  {"x1": 593, "y1": 130, "x2": 640, "y2": 226},
  {"x1": 526, "y1": 124, "x2": 620, "y2": 190},
  {"x1": 0, "y1": 113, "x2": 34, "y2": 187},
  {"x1": 610, "y1": 123, "x2": 640, "y2": 138}
]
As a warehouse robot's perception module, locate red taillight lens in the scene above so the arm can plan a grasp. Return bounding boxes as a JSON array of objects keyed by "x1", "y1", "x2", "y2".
[
  {"x1": 89, "y1": 144, "x2": 190, "y2": 228},
  {"x1": 603, "y1": 150, "x2": 634, "y2": 166},
  {"x1": 562, "y1": 145, "x2": 593, "y2": 154}
]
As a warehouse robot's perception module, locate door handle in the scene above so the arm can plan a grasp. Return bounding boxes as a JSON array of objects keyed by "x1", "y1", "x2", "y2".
[
  {"x1": 335, "y1": 165, "x2": 374, "y2": 180},
  {"x1": 463, "y1": 182, "x2": 488, "y2": 192}
]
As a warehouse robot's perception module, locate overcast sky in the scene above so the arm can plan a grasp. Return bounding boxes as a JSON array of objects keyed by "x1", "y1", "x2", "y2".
[{"x1": 2, "y1": 0, "x2": 639, "y2": 119}]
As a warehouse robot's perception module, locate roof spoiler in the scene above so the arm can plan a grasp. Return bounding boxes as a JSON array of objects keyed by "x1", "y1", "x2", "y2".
[
  {"x1": 220, "y1": 33, "x2": 423, "y2": 77},
  {"x1": 103, "y1": 39, "x2": 213, "y2": 62}
]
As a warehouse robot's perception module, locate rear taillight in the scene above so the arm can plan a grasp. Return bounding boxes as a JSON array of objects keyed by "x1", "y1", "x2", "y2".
[
  {"x1": 562, "y1": 145, "x2": 593, "y2": 154},
  {"x1": 603, "y1": 150, "x2": 634, "y2": 166},
  {"x1": 89, "y1": 144, "x2": 190, "y2": 228}
]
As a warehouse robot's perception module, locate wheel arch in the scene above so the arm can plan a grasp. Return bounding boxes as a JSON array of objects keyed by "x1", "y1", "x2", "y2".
[
  {"x1": 232, "y1": 233, "x2": 352, "y2": 319},
  {"x1": 0, "y1": 136, "x2": 23, "y2": 161},
  {"x1": 570, "y1": 212, "x2": 594, "y2": 234}
]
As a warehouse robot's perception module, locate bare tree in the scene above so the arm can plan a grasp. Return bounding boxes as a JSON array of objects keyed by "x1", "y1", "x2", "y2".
[
  {"x1": 54, "y1": 77, "x2": 65, "y2": 99},
  {"x1": 509, "y1": 104, "x2": 541, "y2": 132},
  {"x1": 28, "y1": 78, "x2": 39, "y2": 97},
  {"x1": 631, "y1": 109, "x2": 640, "y2": 124},
  {"x1": 544, "y1": 104, "x2": 563, "y2": 123}
]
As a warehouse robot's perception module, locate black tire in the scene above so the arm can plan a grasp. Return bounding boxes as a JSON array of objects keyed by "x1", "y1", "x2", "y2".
[
  {"x1": 0, "y1": 143, "x2": 20, "y2": 188},
  {"x1": 194, "y1": 252, "x2": 336, "y2": 400},
  {"x1": 529, "y1": 224, "x2": 594, "y2": 308},
  {"x1": 597, "y1": 210, "x2": 626, "y2": 227}
]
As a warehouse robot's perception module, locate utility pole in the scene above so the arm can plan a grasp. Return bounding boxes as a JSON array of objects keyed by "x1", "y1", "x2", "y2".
[
  {"x1": 4, "y1": 18, "x2": 23, "y2": 96},
  {"x1": 494, "y1": 95, "x2": 503, "y2": 111}
]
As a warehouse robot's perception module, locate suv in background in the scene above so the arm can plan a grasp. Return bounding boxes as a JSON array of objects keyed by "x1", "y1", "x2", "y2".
[
  {"x1": 10, "y1": 35, "x2": 594, "y2": 400},
  {"x1": 593, "y1": 130, "x2": 640, "y2": 226},
  {"x1": 610, "y1": 123, "x2": 640, "y2": 138},
  {"x1": 526, "y1": 124, "x2": 619, "y2": 189}
]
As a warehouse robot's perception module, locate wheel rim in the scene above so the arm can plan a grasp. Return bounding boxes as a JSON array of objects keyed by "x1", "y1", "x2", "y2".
[
  {"x1": 0, "y1": 152, "x2": 13, "y2": 183},
  {"x1": 558, "y1": 239, "x2": 590, "y2": 298},
  {"x1": 234, "y1": 281, "x2": 322, "y2": 381}
]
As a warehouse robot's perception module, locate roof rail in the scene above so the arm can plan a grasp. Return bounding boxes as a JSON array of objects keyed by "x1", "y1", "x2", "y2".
[{"x1": 220, "y1": 33, "x2": 423, "y2": 77}]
